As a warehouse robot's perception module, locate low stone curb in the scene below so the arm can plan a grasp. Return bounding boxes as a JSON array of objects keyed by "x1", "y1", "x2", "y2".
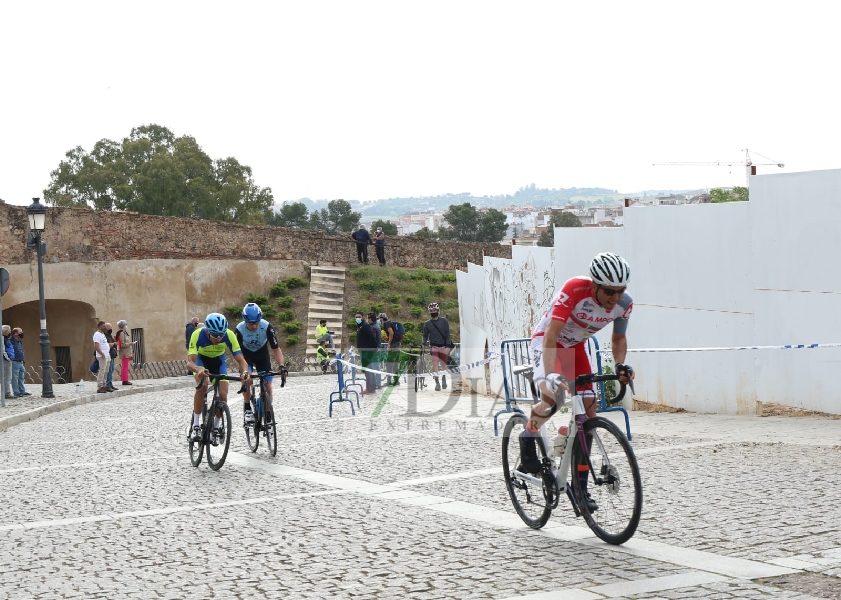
[
  {"x1": 0, "y1": 379, "x2": 193, "y2": 433},
  {"x1": 0, "y1": 371, "x2": 328, "y2": 433}
]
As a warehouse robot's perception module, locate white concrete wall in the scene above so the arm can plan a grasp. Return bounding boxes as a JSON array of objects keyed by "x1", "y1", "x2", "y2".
[{"x1": 458, "y1": 168, "x2": 841, "y2": 414}]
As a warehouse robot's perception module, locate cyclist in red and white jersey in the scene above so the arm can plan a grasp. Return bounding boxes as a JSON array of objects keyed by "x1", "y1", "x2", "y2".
[{"x1": 520, "y1": 253, "x2": 636, "y2": 502}]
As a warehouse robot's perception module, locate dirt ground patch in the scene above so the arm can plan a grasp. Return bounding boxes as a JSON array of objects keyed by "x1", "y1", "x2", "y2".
[
  {"x1": 758, "y1": 402, "x2": 841, "y2": 419},
  {"x1": 632, "y1": 399, "x2": 686, "y2": 413},
  {"x1": 755, "y1": 572, "x2": 841, "y2": 599}
]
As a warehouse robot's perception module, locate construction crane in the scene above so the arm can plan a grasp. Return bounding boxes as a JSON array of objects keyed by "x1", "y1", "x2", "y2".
[{"x1": 653, "y1": 148, "x2": 785, "y2": 187}]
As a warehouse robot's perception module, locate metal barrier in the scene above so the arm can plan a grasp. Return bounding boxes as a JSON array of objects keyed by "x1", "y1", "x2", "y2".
[
  {"x1": 130, "y1": 360, "x2": 190, "y2": 379},
  {"x1": 497, "y1": 337, "x2": 632, "y2": 439},
  {"x1": 329, "y1": 353, "x2": 362, "y2": 416}
]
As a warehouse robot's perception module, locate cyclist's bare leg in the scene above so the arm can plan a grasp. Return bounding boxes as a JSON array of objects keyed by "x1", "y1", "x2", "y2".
[
  {"x1": 193, "y1": 374, "x2": 209, "y2": 415},
  {"x1": 528, "y1": 382, "x2": 558, "y2": 432},
  {"x1": 264, "y1": 380, "x2": 273, "y2": 412}
]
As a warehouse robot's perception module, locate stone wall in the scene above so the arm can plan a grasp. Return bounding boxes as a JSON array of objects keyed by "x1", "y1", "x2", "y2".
[{"x1": 0, "y1": 204, "x2": 511, "y2": 268}]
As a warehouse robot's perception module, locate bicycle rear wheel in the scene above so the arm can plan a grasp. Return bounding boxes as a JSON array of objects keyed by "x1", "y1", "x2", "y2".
[
  {"x1": 245, "y1": 398, "x2": 259, "y2": 453},
  {"x1": 265, "y1": 407, "x2": 277, "y2": 457},
  {"x1": 502, "y1": 413, "x2": 552, "y2": 529},
  {"x1": 570, "y1": 416, "x2": 642, "y2": 545},
  {"x1": 188, "y1": 415, "x2": 204, "y2": 467},
  {"x1": 206, "y1": 401, "x2": 232, "y2": 471}
]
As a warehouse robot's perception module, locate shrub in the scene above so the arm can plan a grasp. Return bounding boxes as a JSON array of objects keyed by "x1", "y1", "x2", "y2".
[
  {"x1": 402, "y1": 332, "x2": 420, "y2": 347},
  {"x1": 269, "y1": 282, "x2": 289, "y2": 297},
  {"x1": 283, "y1": 321, "x2": 303, "y2": 334},
  {"x1": 441, "y1": 272, "x2": 456, "y2": 282},
  {"x1": 277, "y1": 309, "x2": 296, "y2": 322},
  {"x1": 276, "y1": 296, "x2": 294, "y2": 308},
  {"x1": 358, "y1": 278, "x2": 391, "y2": 292},
  {"x1": 404, "y1": 321, "x2": 417, "y2": 332},
  {"x1": 346, "y1": 319, "x2": 358, "y2": 331},
  {"x1": 283, "y1": 276, "x2": 308, "y2": 289},
  {"x1": 246, "y1": 293, "x2": 269, "y2": 305},
  {"x1": 430, "y1": 284, "x2": 446, "y2": 295},
  {"x1": 389, "y1": 304, "x2": 400, "y2": 317},
  {"x1": 383, "y1": 293, "x2": 400, "y2": 303},
  {"x1": 285, "y1": 335, "x2": 300, "y2": 346},
  {"x1": 411, "y1": 268, "x2": 438, "y2": 282},
  {"x1": 410, "y1": 307, "x2": 422, "y2": 318},
  {"x1": 224, "y1": 305, "x2": 243, "y2": 318},
  {"x1": 405, "y1": 296, "x2": 422, "y2": 306},
  {"x1": 261, "y1": 305, "x2": 277, "y2": 320},
  {"x1": 350, "y1": 265, "x2": 372, "y2": 279}
]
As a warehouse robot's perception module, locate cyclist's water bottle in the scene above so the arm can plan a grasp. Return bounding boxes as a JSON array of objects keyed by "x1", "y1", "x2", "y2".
[
  {"x1": 553, "y1": 425, "x2": 569, "y2": 457},
  {"x1": 78, "y1": 379, "x2": 85, "y2": 393}
]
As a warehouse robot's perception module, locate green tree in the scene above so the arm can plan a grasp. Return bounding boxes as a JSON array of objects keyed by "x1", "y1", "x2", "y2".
[
  {"x1": 411, "y1": 226, "x2": 439, "y2": 239},
  {"x1": 710, "y1": 187, "x2": 749, "y2": 203},
  {"x1": 537, "y1": 230, "x2": 554, "y2": 247},
  {"x1": 44, "y1": 124, "x2": 273, "y2": 222},
  {"x1": 439, "y1": 203, "x2": 479, "y2": 241},
  {"x1": 549, "y1": 210, "x2": 582, "y2": 228},
  {"x1": 371, "y1": 219, "x2": 398, "y2": 235},
  {"x1": 310, "y1": 199, "x2": 361, "y2": 233},
  {"x1": 267, "y1": 201, "x2": 310, "y2": 228},
  {"x1": 476, "y1": 208, "x2": 508, "y2": 242}
]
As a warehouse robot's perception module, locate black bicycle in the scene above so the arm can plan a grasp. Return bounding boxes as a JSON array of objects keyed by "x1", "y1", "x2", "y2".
[
  {"x1": 240, "y1": 370, "x2": 282, "y2": 457},
  {"x1": 501, "y1": 367, "x2": 643, "y2": 545},
  {"x1": 413, "y1": 346, "x2": 428, "y2": 393},
  {"x1": 188, "y1": 374, "x2": 242, "y2": 471}
]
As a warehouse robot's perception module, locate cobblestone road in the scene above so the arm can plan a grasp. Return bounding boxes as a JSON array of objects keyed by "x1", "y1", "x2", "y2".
[{"x1": 1, "y1": 374, "x2": 839, "y2": 599}]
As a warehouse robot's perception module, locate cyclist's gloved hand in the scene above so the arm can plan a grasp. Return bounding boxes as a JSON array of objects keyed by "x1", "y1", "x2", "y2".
[
  {"x1": 615, "y1": 363, "x2": 634, "y2": 381},
  {"x1": 544, "y1": 372, "x2": 570, "y2": 399}
]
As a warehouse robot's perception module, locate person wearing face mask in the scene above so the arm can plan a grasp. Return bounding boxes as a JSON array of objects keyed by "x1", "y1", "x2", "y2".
[
  {"x1": 2, "y1": 325, "x2": 15, "y2": 400},
  {"x1": 373, "y1": 227, "x2": 386, "y2": 266},
  {"x1": 422, "y1": 303, "x2": 453, "y2": 391},
  {"x1": 10, "y1": 328, "x2": 30, "y2": 397},
  {"x1": 354, "y1": 311, "x2": 377, "y2": 394}
]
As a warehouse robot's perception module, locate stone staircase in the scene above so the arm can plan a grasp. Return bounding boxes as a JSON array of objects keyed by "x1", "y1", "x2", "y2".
[{"x1": 305, "y1": 265, "x2": 347, "y2": 358}]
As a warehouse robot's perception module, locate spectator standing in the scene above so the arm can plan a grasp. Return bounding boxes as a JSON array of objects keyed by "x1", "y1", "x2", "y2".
[
  {"x1": 316, "y1": 319, "x2": 335, "y2": 349},
  {"x1": 10, "y1": 328, "x2": 30, "y2": 396},
  {"x1": 116, "y1": 320, "x2": 134, "y2": 385},
  {"x1": 373, "y1": 227, "x2": 386, "y2": 266},
  {"x1": 378, "y1": 312, "x2": 401, "y2": 386},
  {"x1": 185, "y1": 316, "x2": 199, "y2": 349},
  {"x1": 2, "y1": 325, "x2": 15, "y2": 399},
  {"x1": 93, "y1": 321, "x2": 111, "y2": 393},
  {"x1": 367, "y1": 312, "x2": 383, "y2": 388},
  {"x1": 354, "y1": 311, "x2": 377, "y2": 394},
  {"x1": 351, "y1": 225, "x2": 373, "y2": 264},
  {"x1": 422, "y1": 302, "x2": 453, "y2": 391},
  {"x1": 104, "y1": 323, "x2": 118, "y2": 391}
]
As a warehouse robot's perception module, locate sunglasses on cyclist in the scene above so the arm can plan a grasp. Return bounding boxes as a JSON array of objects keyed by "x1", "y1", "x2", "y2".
[
  {"x1": 600, "y1": 286, "x2": 626, "y2": 297},
  {"x1": 208, "y1": 332, "x2": 225, "y2": 340}
]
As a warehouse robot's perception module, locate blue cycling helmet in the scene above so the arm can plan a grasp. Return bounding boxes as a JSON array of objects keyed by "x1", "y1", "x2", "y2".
[
  {"x1": 204, "y1": 313, "x2": 228, "y2": 335},
  {"x1": 242, "y1": 303, "x2": 263, "y2": 323}
]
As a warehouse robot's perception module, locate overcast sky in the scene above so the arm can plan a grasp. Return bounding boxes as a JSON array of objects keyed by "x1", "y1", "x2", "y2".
[{"x1": 1, "y1": 1, "x2": 835, "y2": 207}]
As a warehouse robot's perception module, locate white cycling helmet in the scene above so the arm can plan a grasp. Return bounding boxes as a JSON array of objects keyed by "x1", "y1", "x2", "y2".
[{"x1": 589, "y1": 252, "x2": 631, "y2": 287}]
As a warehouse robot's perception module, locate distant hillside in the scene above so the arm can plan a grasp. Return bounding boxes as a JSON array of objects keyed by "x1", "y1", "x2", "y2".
[{"x1": 278, "y1": 185, "x2": 705, "y2": 219}]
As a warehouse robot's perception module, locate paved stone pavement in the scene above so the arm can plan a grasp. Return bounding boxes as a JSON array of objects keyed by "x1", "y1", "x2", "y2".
[{"x1": 1, "y1": 371, "x2": 839, "y2": 599}]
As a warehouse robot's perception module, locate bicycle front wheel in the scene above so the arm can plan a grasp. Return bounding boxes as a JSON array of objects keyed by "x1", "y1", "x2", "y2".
[
  {"x1": 188, "y1": 417, "x2": 204, "y2": 468},
  {"x1": 245, "y1": 400, "x2": 259, "y2": 453},
  {"x1": 502, "y1": 413, "x2": 552, "y2": 529},
  {"x1": 570, "y1": 416, "x2": 642, "y2": 545},
  {"x1": 206, "y1": 402, "x2": 232, "y2": 471},
  {"x1": 265, "y1": 407, "x2": 277, "y2": 457}
]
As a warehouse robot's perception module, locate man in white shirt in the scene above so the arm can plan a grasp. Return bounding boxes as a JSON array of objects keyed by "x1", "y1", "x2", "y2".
[{"x1": 92, "y1": 321, "x2": 112, "y2": 393}]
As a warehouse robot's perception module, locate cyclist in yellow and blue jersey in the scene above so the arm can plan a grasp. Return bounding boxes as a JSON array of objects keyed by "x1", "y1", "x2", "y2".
[{"x1": 186, "y1": 312, "x2": 250, "y2": 442}]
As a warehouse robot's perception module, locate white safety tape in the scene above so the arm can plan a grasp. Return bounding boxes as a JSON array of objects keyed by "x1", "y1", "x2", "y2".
[
  {"x1": 598, "y1": 342, "x2": 841, "y2": 353},
  {"x1": 333, "y1": 352, "x2": 498, "y2": 379}
]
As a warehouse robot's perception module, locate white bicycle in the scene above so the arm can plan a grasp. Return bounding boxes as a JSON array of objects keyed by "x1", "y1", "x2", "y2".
[{"x1": 501, "y1": 366, "x2": 643, "y2": 545}]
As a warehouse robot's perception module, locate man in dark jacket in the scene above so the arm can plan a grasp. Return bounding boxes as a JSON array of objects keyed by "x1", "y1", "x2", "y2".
[
  {"x1": 185, "y1": 316, "x2": 199, "y2": 349},
  {"x1": 422, "y1": 302, "x2": 453, "y2": 390},
  {"x1": 10, "y1": 328, "x2": 29, "y2": 396},
  {"x1": 351, "y1": 225, "x2": 373, "y2": 264},
  {"x1": 355, "y1": 311, "x2": 378, "y2": 394}
]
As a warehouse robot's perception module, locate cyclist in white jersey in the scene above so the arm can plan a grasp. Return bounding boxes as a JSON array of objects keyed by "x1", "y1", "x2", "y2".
[{"x1": 520, "y1": 253, "x2": 637, "y2": 508}]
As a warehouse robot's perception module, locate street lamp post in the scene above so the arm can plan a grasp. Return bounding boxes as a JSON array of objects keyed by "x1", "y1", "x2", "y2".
[{"x1": 26, "y1": 198, "x2": 54, "y2": 398}]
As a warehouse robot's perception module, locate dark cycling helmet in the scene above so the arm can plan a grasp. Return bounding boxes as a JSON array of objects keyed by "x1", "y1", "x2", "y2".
[
  {"x1": 204, "y1": 313, "x2": 228, "y2": 335},
  {"x1": 427, "y1": 302, "x2": 439, "y2": 312},
  {"x1": 242, "y1": 303, "x2": 263, "y2": 324},
  {"x1": 589, "y1": 252, "x2": 631, "y2": 287}
]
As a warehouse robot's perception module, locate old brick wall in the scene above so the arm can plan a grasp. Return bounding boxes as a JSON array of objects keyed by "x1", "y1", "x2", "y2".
[{"x1": 0, "y1": 204, "x2": 511, "y2": 268}]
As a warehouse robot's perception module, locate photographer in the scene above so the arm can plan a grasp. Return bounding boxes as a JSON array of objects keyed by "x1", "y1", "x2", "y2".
[{"x1": 315, "y1": 319, "x2": 335, "y2": 350}]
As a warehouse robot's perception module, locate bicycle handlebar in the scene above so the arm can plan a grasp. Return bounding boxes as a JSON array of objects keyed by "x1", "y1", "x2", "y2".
[
  {"x1": 195, "y1": 373, "x2": 248, "y2": 390},
  {"x1": 511, "y1": 364, "x2": 630, "y2": 406}
]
